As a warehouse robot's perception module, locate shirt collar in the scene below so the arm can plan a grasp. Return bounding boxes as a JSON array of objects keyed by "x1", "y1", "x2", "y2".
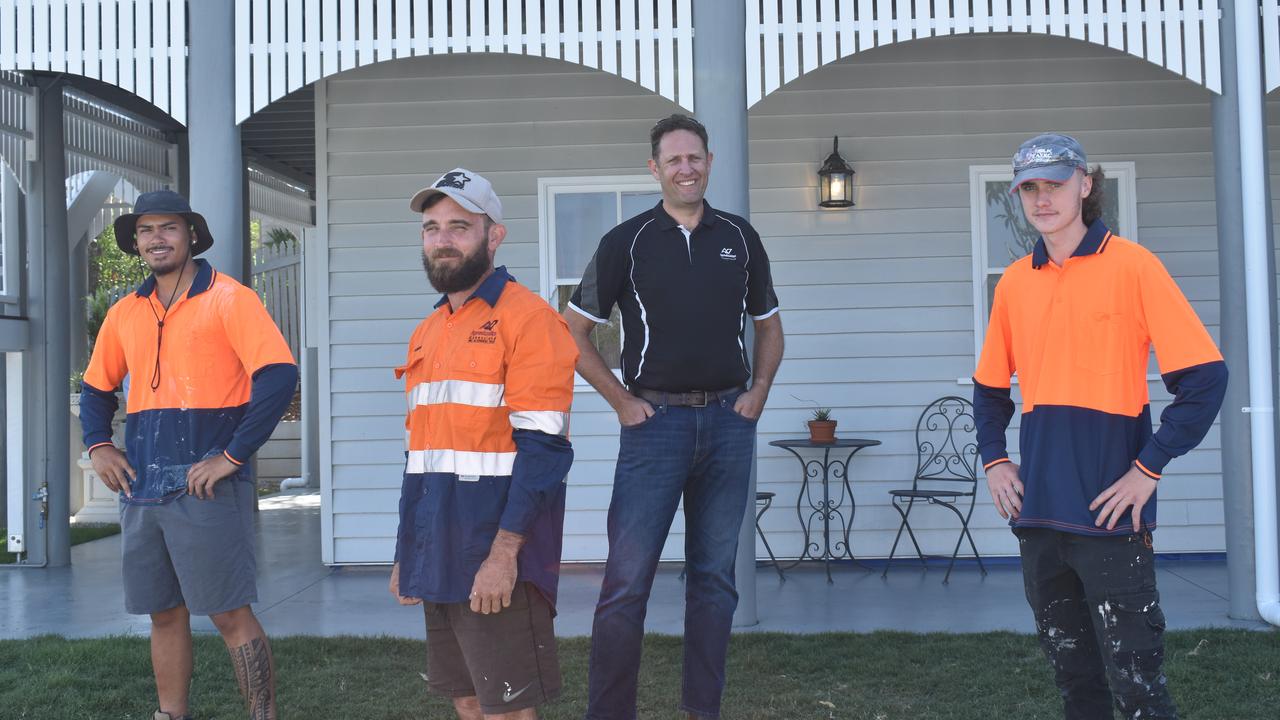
[
  {"x1": 433, "y1": 265, "x2": 514, "y2": 309},
  {"x1": 1031, "y1": 219, "x2": 1112, "y2": 269},
  {"x1": 135, "y1": 259, "x2": 216, "y2": 298},
  {"x1": 652, "y1": 200, "x2": 718, "y2": 232}
]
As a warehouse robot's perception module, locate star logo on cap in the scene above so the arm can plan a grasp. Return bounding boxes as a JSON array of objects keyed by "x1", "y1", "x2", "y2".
[{"x1": 436, "y1": 171, "x2": 471, "y2": 190}]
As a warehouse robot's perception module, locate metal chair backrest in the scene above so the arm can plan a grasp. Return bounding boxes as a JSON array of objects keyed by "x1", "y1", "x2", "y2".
[{"x1": 913, "y1": 396, "x2": 979, "y2": 489}]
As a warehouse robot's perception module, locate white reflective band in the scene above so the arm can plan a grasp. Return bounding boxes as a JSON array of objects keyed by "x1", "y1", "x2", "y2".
[
  {"x1": 406, "y1": 449, "x2": 517, "y2": 476},
  {"x1": 408, "y1": 379, "x2": 505, "y2": 408},
  {"x1": 509, "y1": 410, "x2": 570, "y2": 436}
]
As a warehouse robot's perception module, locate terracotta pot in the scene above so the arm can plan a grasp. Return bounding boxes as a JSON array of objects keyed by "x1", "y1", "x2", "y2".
[{"x1": 807, "y1": 420, "x2": 837, "y2": 443}]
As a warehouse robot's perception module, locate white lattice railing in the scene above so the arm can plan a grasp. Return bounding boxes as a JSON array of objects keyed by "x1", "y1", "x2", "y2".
[
  {"x1": 0, "y1": 70, "x2": 33, "y2": 192},
  {"x1": 63, "y1": 87, "x2": 178, "y2": 194},
  {"x1": 249, "y1": 163, "x2": 314, "y2": 227},
  {"x1": 747, "y1": 0, "x2": 1224, "y2": 105},
  {"x1": 234, "y1": 0, "x2": 695, "y2": 121},
  {"x1": 0, "y1": 0, "x2": 187, "y2": 123}
]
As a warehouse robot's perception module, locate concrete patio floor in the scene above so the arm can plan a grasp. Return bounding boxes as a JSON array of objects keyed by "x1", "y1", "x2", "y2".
[{"x1": 1, "y1": 490, "x2": 1271, "y2": 640}]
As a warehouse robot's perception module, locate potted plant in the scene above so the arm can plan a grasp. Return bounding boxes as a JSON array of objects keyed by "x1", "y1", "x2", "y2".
[{"x1": 807, "y1": 407, "x2": 837, "y2": 443}]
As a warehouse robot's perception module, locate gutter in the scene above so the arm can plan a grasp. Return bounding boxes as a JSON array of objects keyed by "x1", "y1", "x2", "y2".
[{"x1": 1233, "y1": 0, "x2": 1280, "y2": 626}]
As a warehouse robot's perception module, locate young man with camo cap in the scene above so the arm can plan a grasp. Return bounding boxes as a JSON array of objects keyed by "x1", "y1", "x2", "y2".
[{"x1": 974, "y1": 133, "x2": 1227, "y2": 719}]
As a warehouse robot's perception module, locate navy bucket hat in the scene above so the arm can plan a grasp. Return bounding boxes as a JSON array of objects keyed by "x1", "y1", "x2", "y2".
[{"x1": 112, "y1": 190, "x2": 214, "y2": 256}]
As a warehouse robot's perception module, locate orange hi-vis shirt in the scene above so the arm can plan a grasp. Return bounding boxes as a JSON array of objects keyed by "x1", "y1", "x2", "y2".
[
  {"x1": 393, "y1": 267, "x2": 578, "y2": 605},
  {"x1": 81, "y1": 259, "x2": 298, "y2": 504},
  {"x1": 973, "y1": 220, "x2": 1227, "y2": 535}
]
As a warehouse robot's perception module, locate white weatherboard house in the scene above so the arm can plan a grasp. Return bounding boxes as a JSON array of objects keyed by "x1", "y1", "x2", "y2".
[{"x1": 2, "y1": 1, "x2": 1280, "y2": 624}]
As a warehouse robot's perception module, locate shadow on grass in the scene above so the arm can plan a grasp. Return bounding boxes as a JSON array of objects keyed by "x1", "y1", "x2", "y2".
[{"x1": 0, "y1": 630, "x2": 1276, "y2": 719}]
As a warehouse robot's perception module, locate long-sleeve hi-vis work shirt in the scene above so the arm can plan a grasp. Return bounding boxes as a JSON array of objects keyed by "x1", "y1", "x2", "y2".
[
  {"x1": 80, "y1": 259, "x2": 299, "y2": 505},
  {"x1": 393, "y1": 267, "x2": 578, "y2": 607},
  {"x1": 973, "y1": 221, "x2": 1227, "y2": 536}
]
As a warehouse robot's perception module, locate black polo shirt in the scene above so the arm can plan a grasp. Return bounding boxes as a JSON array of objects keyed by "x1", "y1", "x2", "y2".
[{"x1": 569, "y1": 200, "x2": 779, "y2": 392}]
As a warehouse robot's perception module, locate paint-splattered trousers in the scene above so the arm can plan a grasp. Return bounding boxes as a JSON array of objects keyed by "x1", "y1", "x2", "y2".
[{"x1": 1015, "y1": 527, "x2": 1178, "y2": 719}]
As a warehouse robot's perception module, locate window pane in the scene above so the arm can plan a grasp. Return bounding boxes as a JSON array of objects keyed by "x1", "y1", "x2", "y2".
[
  {"x1": 1099, "y1": 178, "x2": 1121, "y2": 232},
  {"x1": 558, "y1": 285, "x2": 621, "y2": 370},
  {"x1": 621, "y1": 191, "x2": 661, "y2": 219},
  {"x1": 555, "y1": 192, "x2": 616, "y2": 279},
  {"x1": 985, "y1": 180, "x2": 1039, "y2": 267}
]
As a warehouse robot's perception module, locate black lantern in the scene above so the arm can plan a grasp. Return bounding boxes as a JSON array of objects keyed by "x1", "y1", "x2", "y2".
[{"x1": 818, "y1": 136, "x2": 854, "y2": 208}]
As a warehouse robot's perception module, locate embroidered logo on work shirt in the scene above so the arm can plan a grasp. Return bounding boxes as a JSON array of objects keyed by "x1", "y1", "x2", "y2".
[
  {"x1": 468, "y1": 319, "x2": 499, "y2": 344},
  {"x1": 719, "y1": 248, "x2": 737, "y2": 261}
]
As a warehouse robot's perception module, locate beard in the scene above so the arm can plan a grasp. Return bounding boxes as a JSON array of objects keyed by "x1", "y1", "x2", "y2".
[{"x1": 422, "y1": 244, "x2": 491, "y2": 294}]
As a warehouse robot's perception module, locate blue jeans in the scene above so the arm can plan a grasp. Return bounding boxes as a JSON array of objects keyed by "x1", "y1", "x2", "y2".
[{"x1": 585, "y1": 391, "x2": 756, "y2": 720}]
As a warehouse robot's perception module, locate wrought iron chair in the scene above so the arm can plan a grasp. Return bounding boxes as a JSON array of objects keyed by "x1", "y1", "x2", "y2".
[{"x1": 882, "y1": 396, "x2": 987, "y2": 584}]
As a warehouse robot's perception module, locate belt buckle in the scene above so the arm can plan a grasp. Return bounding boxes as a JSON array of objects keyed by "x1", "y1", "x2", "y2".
[{"x1": 690, "y1": 391, "x2": 708, "y2": 407}]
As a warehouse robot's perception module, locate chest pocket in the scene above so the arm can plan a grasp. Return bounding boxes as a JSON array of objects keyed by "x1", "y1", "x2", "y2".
[
  {"x1": 453, "y1": 345, "x2": 505, "y2": 381},
  {"x1": 1071, "y1": 309, "x2": 1128, "y2": 376}
]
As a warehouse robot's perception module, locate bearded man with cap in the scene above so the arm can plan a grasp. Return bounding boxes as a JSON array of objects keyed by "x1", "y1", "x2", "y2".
[
  {"x1": 973, "y1": 134, "x2": 1227, "y2": 719},
  {"x1": 389, "y1": 169, "x2": 578, "y2": 720},
  {"x1": 80, "y1": 190, "x2": 298, "y2": 720}
]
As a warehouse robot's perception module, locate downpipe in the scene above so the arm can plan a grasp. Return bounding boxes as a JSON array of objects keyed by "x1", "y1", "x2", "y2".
[
  {"x1": 1, "y1": 481, "x2": 50, "y2": 569},
  {"x1": 1233, "y1": 0, "x2": 1280, "y2": 626}
]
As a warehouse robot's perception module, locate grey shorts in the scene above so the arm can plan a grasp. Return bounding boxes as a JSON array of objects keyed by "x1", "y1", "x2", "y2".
[
  {"x1": 423, "y1": 582, "x2": 561, "y2": 714},
  {"x1": 120, "y1": 479, "x2": 258, "y2": 616}
]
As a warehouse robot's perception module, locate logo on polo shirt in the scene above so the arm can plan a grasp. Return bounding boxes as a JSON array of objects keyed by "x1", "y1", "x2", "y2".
[
  {"x1": 719, "y1": 248, "x2": 737, "y2": 261},
  {"x1": 469, "y1": 319, "x2": 499, "y2": 344}
]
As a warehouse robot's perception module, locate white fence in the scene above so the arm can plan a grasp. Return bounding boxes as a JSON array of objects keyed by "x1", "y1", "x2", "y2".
[
  {"x1": 249, "y1": 164, "x2": 312, "y2": 363},
  {"x1": 234, "y1": 0, "x2": 696, "y2": 121},
  {"x1": 252, "y1": 237, "x2": 303, "y2": 361},
  {"x1": 747, "y1": 0, "x2": 1224, "y2": 106}
]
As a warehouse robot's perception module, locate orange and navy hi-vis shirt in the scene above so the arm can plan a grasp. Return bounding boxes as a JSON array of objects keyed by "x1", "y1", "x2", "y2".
[
  {"x1": 80, "y1": 259, "x2": 298, "y2": 505},
  {"x1": 973, "y1": 220, "x2": 1227, "y2": 536},
  {"x1": 393, "y1": 267, "x2": 578, "y2": 607}
]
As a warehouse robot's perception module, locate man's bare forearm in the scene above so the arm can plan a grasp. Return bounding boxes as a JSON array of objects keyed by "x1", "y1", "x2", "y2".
[
  {"x1": 562, "y1": 310, "x2": 634, "y2": 408},
  {"x1": 750, "y1": 313, "x2": 784, "y2": 394},
  {"x1": 488, "y1": 528, "x2": 525, "y2": 561}
]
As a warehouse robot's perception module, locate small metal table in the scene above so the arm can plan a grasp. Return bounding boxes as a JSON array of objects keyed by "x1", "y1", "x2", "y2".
[{"x1": 769, "y1": 438, "x2": 881, "y2": 582}]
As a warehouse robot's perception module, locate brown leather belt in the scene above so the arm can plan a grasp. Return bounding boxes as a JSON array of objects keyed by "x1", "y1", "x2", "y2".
[{"x1": 628, "y1": 385, "x2": 746, "y2": 408}]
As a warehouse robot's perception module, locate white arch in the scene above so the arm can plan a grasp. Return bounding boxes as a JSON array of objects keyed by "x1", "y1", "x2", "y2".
[
  {"x1": 0, "y1": 1, "x2": 187, "y2": 124},
  {"x1": 747, "y1": 0, "x2": 1224, "y2": 107},
  {"x1": 235, "y1": 0, "x2": 695, "y2": 123}
]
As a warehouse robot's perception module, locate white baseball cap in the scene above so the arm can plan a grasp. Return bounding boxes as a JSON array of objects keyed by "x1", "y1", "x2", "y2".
[{"x1": 408, "y1": 168, "x2": 503, "y2": 223}]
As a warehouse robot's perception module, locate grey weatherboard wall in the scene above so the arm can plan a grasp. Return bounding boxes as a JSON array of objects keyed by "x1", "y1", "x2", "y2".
[{"x1": 318, "y1": 34, "x2": 1254, "y2": 564}]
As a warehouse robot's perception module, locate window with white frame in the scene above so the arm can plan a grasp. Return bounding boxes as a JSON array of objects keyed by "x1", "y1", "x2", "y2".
[
  {"x1": 970, "y1": 162, "x2": 1137, "y2": 360},
  {"x1": 538, "y1": 176, "x2": 661, "y2": 372}
]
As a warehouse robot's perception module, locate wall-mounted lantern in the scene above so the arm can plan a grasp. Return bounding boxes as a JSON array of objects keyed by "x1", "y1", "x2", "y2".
[{"x1": 818, "y1": 136, "x2": 854, "y2": 208}]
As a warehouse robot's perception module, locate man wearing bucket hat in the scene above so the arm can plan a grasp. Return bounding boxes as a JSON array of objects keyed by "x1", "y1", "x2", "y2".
[
  {"x1": 973, "y1": 134, "x2": 1227, "y2": 719},
  {"x1": 80, "y1": 190, "x2": 298, "y2": 720},
  {"x1": 389, "y1": 169, "x2": 577, "y2": 719}
]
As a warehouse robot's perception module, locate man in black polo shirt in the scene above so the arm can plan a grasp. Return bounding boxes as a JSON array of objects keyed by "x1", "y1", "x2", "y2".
[{"x1": 564, "y1": 114, "x2": 784, "y2": 720}]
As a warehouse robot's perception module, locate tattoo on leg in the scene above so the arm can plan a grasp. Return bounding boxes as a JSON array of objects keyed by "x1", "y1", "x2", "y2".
[{"x1": 228, "y1": 638, "x2": 275, "y2": 720}]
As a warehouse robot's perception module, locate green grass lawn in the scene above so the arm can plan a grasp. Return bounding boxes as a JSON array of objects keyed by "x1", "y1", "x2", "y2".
[
  {"x1": 0, "y1": 524, "x2": 120, "y2": 564},
  {"x1": 0, "y1": 630, "x2": 1274, "y2": 719}
]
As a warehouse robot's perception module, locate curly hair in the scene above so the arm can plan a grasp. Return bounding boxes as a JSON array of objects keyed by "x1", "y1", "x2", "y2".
[{"x1": 1080, "y1": 166, "x2": 1106, "y2": 226}]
